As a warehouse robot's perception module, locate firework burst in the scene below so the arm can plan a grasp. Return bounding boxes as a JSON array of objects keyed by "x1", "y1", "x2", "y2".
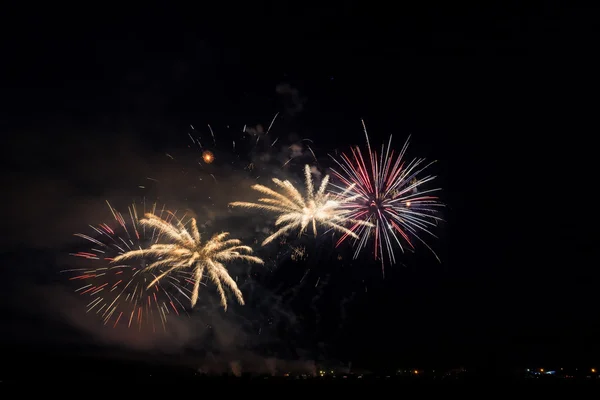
[
  {"x1": 65, "y1": 201, "x2": 194, "y2": 331},
  {"x1": 111, "y1": 213, "x2": 263, "y2": 311},
  {"x1": 230, "y1": 164, "x2": 371, "y2": 246},
  {"x1": 201, "y1": 150, "x2": 214, "y2": 164},
  {"x1": 329, "y1": 121, "x2": 444, "y2": 272}
]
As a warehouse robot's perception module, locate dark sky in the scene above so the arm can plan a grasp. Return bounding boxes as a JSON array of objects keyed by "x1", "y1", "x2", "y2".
[{"x1": 1, "y1": 4, "x2": 598, "y2": 375}]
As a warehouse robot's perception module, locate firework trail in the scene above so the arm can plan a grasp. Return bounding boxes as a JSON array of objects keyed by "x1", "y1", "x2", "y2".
[
  {"x1": 186, "y1": 114, "x2": 316, "y2": 180},
  {"x1": 229, "y1": 164, "x2": 372, "y2": 246},
  {"x1": 112, "y1": 213, "x2": 263, "y2": 311},
  {"x1": 65, "y1": 201, "x2": 194, "y2": 331},
  {"x1": 329, "y1": 120, "x2": 444, "y2": 273}
]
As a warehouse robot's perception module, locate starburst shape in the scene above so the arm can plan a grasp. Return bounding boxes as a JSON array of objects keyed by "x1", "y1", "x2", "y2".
[
  {"x1": 111, "y1": 213, "x2": 263, "y2": 310},
  {"x1": 329, "y1": 121, "x2": 444, "y2": 271},
  {"x1": 230, "y1": 164, "x2": 371, "y2": 245}
]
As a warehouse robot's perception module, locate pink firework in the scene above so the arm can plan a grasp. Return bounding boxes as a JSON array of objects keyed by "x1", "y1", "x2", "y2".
[
  {"x1": 64, "y1": 201, "x2": 193, "y2": 331},
  {"x1": 329, "y1": 121, "x2": 444, "y2": 273}
]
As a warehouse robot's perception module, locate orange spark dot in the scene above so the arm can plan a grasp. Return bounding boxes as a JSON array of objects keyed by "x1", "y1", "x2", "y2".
[{"x1": 202, "y1": 150, "x2": 214, "y2": 164}]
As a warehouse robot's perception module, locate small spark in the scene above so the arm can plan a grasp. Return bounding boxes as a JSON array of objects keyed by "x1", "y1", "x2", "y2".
[
  {"x1": 266, "y1": 112, "x2": 279, "y2": 134},
  {"x1": 307, "y1": 145, "x2": 317, "y2": 161},
  {"x1": 207, "y1": 124, "x2": 216, "y2": 146}
]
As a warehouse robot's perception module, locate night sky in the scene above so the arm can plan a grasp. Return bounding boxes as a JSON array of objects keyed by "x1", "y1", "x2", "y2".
[{"x1": 1, "y1": 4, "x2": 598, "y2": 376}]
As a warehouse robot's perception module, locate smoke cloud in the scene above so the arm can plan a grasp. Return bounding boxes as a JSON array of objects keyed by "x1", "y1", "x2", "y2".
[{"x1": 2, "y1": 103, "x2": 342, "y2": 375}]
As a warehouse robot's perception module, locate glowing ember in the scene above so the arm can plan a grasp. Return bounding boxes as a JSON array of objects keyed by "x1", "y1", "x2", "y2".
[{"x1": 202, "y1": 150, "x2": 214, "y2": 164}]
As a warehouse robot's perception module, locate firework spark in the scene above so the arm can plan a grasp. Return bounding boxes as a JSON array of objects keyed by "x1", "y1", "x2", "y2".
[
  {"x1": 111, "y1": 213, "x2": 263, "y2": 311},
  {"x1": 329, "y1": 120, "x2": 444, "y2": 272},
  {"x1": 230, "y1": 164, "x2": 371, "y2": 246},
  {"x1": 66, "y1": 201, "x2": 193, "y2": 331},
  {"x1": 290, "y1": 245, "x2": 307, "y2": 262},
  {"x1": 202, "y1": 150, "x2": 214, "y2": 164}
]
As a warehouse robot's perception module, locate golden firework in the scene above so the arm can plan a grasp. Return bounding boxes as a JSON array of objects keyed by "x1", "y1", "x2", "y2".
[
  {"x1": 111, "y1": 213, "x2": 263, "y2": 310},
  {"x1": 202, "y1": 150, "x2": 214, "y2": 164},
  {"x1": 230, "y1": 164, "x2": 372, "y2": 245}
]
